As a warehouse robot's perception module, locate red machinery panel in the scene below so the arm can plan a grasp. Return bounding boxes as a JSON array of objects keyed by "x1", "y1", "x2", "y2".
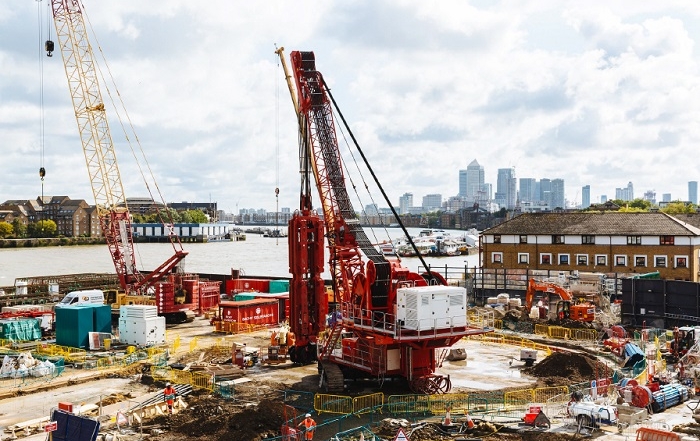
[
  {"x1": 219, "y1": 299, "x2": 279, "y2": 326},
  {"x1": 225, "y1": 278, "x2": 271, "y2": 294}
]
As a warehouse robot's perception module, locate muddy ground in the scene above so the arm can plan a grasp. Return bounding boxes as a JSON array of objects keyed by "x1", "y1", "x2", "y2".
[{"x1": 138, "y1": 351, "x2": 609, "y2": 441}]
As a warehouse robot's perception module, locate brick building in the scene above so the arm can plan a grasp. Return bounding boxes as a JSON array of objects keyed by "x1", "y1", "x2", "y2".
[{"x1": 481, "y1": 212, "x2": 700, "y2": 281}]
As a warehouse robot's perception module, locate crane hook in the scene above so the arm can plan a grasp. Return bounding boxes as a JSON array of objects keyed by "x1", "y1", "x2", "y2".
[
  {"x1": 39, "y1": 167, "x2": 46, "y2": 181},
  {"x1": 45, "y1": 40, "x2": 54, "y2": 57}
]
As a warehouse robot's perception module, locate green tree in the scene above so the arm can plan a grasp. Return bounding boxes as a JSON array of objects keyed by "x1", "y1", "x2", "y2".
[
  {"x1": 11, "y1": 219, "x2": 26, "y2": 238},
  {"x1": 28, "y1": 219, "x2": 58, "y2": 238},
  {"x1": 661, "y1": 202, "x2": 696, "y2": 214},
  {"x1": 0, "y1": 221, "x2": 12, "y2": 238},
  {"x1": 185, "y1": 209, "x2": 208, "y2": 223}
]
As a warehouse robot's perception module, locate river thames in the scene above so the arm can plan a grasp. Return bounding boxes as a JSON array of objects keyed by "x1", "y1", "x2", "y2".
[{"x1": 0, "y1": 228, "x2": 480, "y2": 287}]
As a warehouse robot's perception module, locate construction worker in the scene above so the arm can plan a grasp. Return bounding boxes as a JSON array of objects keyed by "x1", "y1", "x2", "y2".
[
  {"x1": 297, "y1": 413, "x2": 316, "y2": 440},
  {"x1": 164, "y1": 382, "x2": 177, "y2": 414}
]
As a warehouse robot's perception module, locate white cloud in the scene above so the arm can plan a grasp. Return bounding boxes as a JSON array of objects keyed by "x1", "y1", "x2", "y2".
[{"x1": 2, "y1": 0, "x2": 700, "y2": 214}]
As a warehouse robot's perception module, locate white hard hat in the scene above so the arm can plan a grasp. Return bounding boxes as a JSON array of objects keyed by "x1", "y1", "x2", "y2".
[
  {"x1": 305, "y1": 413, "x2": 311, "y2": 418},
  {"x1": 166, "y1": 382, "x2": 171, "y2": 386}
]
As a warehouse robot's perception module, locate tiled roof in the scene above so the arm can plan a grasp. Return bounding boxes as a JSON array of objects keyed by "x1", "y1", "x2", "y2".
[{"x1": 483, "y1": 212, "x2": 700, "y2": 236}]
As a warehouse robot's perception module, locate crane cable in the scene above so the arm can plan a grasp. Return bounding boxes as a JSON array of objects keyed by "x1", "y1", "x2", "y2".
[
  {"x1": 37, "y1": 0, "x2": 49, "y2": 199},
  {"x1": 274, "y1": 45, "x2": 280, "y2": 245},
  {"x1": 80, "y1": 2, "x2": 185, "y2": 262}
]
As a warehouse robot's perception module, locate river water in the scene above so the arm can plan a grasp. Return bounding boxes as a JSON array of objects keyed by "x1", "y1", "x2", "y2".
[{"x1": 0, "y1": 227, "x2": 480, "y2": 287}]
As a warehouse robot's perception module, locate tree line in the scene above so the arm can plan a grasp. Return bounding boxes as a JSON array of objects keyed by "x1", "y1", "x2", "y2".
[{"x1": 0, "y1": 209, "x2": 210, "y2": 239}]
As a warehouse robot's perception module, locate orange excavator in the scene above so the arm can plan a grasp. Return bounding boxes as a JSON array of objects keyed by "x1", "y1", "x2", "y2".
[{"x1": 524, "y1": 279, "x2": 595, "y2": 323}]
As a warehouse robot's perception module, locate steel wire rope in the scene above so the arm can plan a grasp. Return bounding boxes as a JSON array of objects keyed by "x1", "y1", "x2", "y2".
[
  {"x1": 274, "y1": 44, "x2": 280, "y2": 246},
  {"x1": 36, "y1": 0, "x2": 49, "y2": 201},
  {"x1": 81, "y1": 2, "x2": 185, "y2": 267},
  {"x1": 332, "y1": 102, "x2": 393, "y2": 260},
  {"x1": 325, "y1": 81, "x2": 431, "y2": 272}
]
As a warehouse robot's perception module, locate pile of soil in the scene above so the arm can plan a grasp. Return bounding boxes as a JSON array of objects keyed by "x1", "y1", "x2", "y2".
[
  {"x1": 524, "y1": 351, "x2": 610, "y2": 386},
  {"x1": 151, "y1": 395, "x2": 286, "y2": 441}
]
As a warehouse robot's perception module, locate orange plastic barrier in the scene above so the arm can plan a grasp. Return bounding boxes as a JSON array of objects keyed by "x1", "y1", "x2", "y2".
[{"x1": 636, "y1": 427, "x2": 681, "y2": 441}]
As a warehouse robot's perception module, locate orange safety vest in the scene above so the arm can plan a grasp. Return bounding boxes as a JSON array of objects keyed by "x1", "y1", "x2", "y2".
[
  {"x1": 300, "y1": 417, "x2": 316, "y2": 440},
  {"x1": 164, "y1": 386, "x2": 176, "y2": 404}
]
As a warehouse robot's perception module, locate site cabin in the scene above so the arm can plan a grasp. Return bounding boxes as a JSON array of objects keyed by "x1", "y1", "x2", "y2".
[{"x1": 55, "y1": 289, "x2": 105, "y2": 308}]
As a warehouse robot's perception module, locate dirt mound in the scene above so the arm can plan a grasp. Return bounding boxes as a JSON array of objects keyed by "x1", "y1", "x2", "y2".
[
  {"x1": 152, "y1": 395, "x2": 286, "y2": 441},
  {"x1": 524, "y1": 351, "x2": 609, "y2": 386}
]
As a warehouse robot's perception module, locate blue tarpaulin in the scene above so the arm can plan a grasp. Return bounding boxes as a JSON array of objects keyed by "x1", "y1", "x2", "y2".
[
  {"x1": 50, "y1": 409, "x2": 100, "y2": 441},
  {"x1": 622, "y1": 343, "x2": 645, "y2": 368}
]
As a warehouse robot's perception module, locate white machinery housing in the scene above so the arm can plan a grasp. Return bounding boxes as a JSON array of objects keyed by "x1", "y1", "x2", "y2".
[
  {"x1": 396, "y1": 286, "x2": 467, "y2": 331},
  {"x1": 118, "y1": 305, "x2": 165, "y2": 346}
]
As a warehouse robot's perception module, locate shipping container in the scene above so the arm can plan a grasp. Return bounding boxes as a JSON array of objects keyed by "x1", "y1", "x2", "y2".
[
  {"x1": 219, "y1": 299, "x2": 279, "y2": 326},
  {"x1": 225, "y1": 278, "x2": 271, "y2": 295},
  {"x1": 252, "y1": 292, "x2": 289, "y2": 321},
  {"x1": 269, "y1": 279, "x2": 290, "y2": 294},
  {"x1": 56, "y1": 305, "x2": 94, "y2": 348}
]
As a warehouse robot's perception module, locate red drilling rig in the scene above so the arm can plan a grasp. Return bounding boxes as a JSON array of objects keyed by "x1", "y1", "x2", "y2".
[{"x1": 277, "y1": 48, "x2": 491, "y2": 393}]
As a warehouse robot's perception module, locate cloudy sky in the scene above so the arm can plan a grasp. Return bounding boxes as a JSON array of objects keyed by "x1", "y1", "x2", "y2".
[{"x1": 2, "y1": 1, "x2": 700, "y2": 215}]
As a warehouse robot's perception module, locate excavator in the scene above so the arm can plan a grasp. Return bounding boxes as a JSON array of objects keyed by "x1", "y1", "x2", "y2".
[
  {"x1": 48, "y1": 1, "x2": 219, "y2": 322},
  {"x1": 277, "y1": 48, "x2": 492, "y2": 394},
  {"x1": 524, "y1": 279, "x2": 595, "y2": 323}
]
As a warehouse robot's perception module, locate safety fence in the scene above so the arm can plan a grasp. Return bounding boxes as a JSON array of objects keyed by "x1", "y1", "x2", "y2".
[
  {"x1": 150, "y1": 365, "x2": 215, "y2": 392},
  {"x1": 212, "y1": 321, "x2": 269, "y2": 334},
  {"x1": 468, "y1": 332, "x2": 552, "y2": 356},
  {"x1": 0, "y1": 353, "x2": 65, "y2": 390},
  {"x1": 533, "y1": 324, "x2": 598, "y2": 341}
]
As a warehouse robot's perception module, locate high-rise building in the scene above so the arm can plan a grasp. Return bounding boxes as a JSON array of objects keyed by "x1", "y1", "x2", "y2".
[
  {"x1": 551, "y1": 179, "x2": 565, "y2": 209},
  {"x1": 398, "y1": 193, "x2": 413, "y2": 214},
  {"x1": 462, "y1": 160, "x2": 484, "y2": 202},
  {"x1": 519, "y1": 178, "x2": 537, "y2": 203},
  {"x1": 422, "y1": 194, "x2": 442, "y2": 211},
  {"x1": 496, "y1": 168, "x2": 517, "y2": 210},
  {"x1": 643, "y1": 190, "x2": 656, "y2": 205},
  {"x1": 689, "y1": 181, "x2": 698, "y2": 205},
  {"x1": 662, "y1": 193, "x2": 672, "y2": 203},
  {"x1": 601, "y1": 195, "x2": 607, "y2": 203},
  {"x1": 582, "y1": 185, "x2": 591, "y2": 209},
  {"x1": 615, "y1": 182, "x2": 634, "y2": 201}
]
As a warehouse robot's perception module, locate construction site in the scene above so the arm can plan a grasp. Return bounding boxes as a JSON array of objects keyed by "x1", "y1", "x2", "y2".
[{"x1": 5, "y1": 2, "x2": 700, "y2": 441}]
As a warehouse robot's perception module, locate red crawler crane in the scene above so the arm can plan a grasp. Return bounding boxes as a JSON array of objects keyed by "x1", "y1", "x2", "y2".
[{"x1": 277, "y1": 48, "x2": 491, "y2": 394}]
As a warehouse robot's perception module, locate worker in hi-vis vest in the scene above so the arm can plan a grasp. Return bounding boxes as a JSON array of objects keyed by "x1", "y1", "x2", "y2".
[
  {"x1": 164, "y1": 382, "x2": 177, "y2": 414},
  {"x1": 297, "y1": 413, "x2": 316, "y2": 440}
]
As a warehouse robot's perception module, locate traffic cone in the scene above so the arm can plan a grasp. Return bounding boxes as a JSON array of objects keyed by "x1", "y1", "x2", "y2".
[
  {"x1": 444, "y1": 408, "x2": 452, "y2": 426},
  {"x1": 465, "y1": 412, "x2": 474, "y2": 429}
]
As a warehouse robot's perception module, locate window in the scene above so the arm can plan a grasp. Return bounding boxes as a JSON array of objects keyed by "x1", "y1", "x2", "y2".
[
  {"x1": 519, "y1": 235, "x2": 528, "y2": 244},
  {"x1": 492, "y1": 252, "x2": 503, "y2": 264},
  {"x1": 655, "y1": 256, "x2": 667, "y2": 268},
  {"x1": 675, "y1": 256, "x2": 688, "y2": 268},
  {"x1": 582, "y1": 235, "x2": 595, "y2": 245},
  {"x1": 552, "y1": 235, "x2": 564, "y2": 244},
  {"x1": 596, "y1": 255, "x2": 607, "y2": 266},
  {"x1": 661, "y1": 236, "x2": 675, "y2": 245},
  {"x1": 558, "y1": 254, "x2": 569, "y2": 265},
  {"x1": 577, "y1": 254, "x2": 588, "y2": 265},
  {"x1": 493, "y1": 235, "x2": 501, "y2": 244},
  {"x1": 615, "y1": 255, "x2": 627, "y2": 266},
  {"x1": 634, "y1": 256, "x2": 647, "y2": 267},
  {"x1": 540, "y1": 253, "x2": 552, "y2": 265},
  {"x1": 627, "y1": 236, "x2": 642, "y2": 245},
  {"x1": 518, "y1": 253, "x2": 529, "y2": 264}
]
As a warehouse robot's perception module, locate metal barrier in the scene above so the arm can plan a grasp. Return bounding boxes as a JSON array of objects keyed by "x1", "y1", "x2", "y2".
[
  {"x1": 385, "y1": 394, "x2": 431, "y2": 415},
  {"x1": 284, "y1": 390, "x2": 315, "y2": 412},
  {"x1": 189, "y1": 337, "x2": 199, "y2": 352},
  {"x1": 34, "y1": 343, "x2": 87, "y2": 364},
  {"x1": 353, "y1": 393, "x2": 384, "y2": 414},
  {"x1": 314, "y1": 393, "x2": 353, "y2": 415}
]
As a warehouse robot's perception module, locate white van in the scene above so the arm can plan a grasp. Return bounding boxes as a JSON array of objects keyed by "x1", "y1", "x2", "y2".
[{"x1": 55, "y1": 289, "x2": 105, "y2": 308}]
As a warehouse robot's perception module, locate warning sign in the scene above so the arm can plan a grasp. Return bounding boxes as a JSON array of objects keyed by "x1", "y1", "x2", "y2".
[
  {"x1": 393, "y1": 427, "x2": 409, "y2": 441},
  {"x1": 44, "y1": 421, "x2": 57, "y2": 432}
]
